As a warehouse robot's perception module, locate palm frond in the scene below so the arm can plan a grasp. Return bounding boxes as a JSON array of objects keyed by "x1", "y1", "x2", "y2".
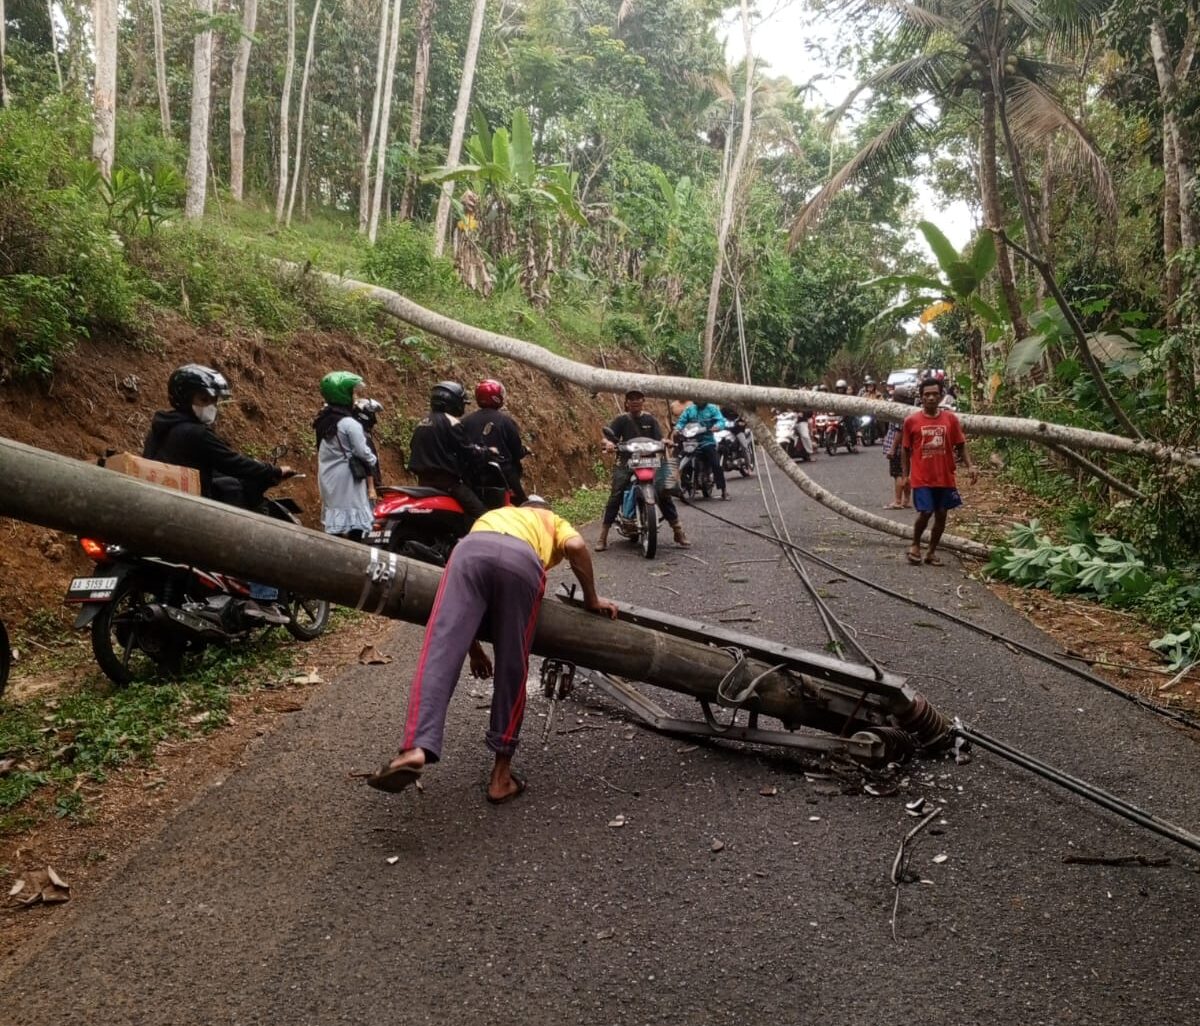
[
  {"x1": 827, "y1": 50, "x2": 959, "y2": 128},
  {"x1": 788, "y1": 105, "x2": 930, "y2": 248},
  {"x1": 616, "y1": 0, "x2": 635, "y2": 28},
  {"x1": 1035, "y1": 0, "x2": 1109, "y2": 52},
  {"x1": 1005, "y1": 77, "x2": 1116, "y2": 222}
]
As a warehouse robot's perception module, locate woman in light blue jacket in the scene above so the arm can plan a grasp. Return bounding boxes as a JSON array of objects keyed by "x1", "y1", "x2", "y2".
[{"x1": 313, "y1": 371, "x2": 378, "y2": 540}]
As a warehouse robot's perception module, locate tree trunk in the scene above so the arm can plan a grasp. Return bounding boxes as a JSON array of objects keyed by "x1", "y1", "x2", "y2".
[
  {"x1": 47, "y1": 0, "x2": 64, "y2": 91},
  {"x1": 1162, "y1": 124, "x2": 1190, "y2": 403},
  {"x1": 184, "y1": 0, "x2": 214, "y2": 220},
  {"x1": 91, "y1": 0, "x2": 119, "y2": 179},
  {"x1": 0, "y1": 0, "x2": 8, "y2": 108},
  {"x1": 367, "y1": 0, "x2": 402, "y2": 242},
  {"x1": 432, "y1": 0, "x2": 487, "y2": 257},
  {"x1": 399, "y1": 0, "x2": 436, "y2": 220},
  {"x1": 228, "y1": 0, "x2": 256, "y2": 200},
  {"x1": 979, "y1": 89, "x2": 1028, "y2": 339},
  {"x1": 701, "y1": 0, "x2": 755, "y2": 379},
  {"x1": 280, "y1": 260, "x2": 1200, "y2": 469},
  {"x1": 359, "y1": 0, "x2": 391, "y2": 234},
  {"x1": 275, "y1": 0, "x2": 297, "y2": 223},
  {"x1": 285, "y1": 0, "x2": 321, "y2": 227},
  {"x1": 1151, "y1": 17, "x2": 1197, "y2": 250}
]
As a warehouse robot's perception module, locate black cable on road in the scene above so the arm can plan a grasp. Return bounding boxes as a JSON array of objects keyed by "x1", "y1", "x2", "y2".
[
  {"x1": 679, "y1": 496, "x2": 1200, "y2": 734},
  {"x1": 954, "y1": 721, "x2": 1200, "y2": 856}
]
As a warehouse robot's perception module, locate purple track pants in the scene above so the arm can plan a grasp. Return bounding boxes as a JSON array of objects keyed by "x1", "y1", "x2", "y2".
[{"x1": 401, "y1": 532, "x2": 546, "y2": 761}]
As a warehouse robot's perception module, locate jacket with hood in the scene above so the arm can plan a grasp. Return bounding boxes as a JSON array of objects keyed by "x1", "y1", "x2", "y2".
[{"x1": 143, "y1": 410, "x2": 282, "y2": 502}]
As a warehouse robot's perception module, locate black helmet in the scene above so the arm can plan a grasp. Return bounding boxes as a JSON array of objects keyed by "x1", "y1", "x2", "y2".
[
  {"x1": 168, "y1": 364, "x2": 231, "y2": 412},
  {"x1": 430, "y1": 381, "x2": 467, "y2": 416}
]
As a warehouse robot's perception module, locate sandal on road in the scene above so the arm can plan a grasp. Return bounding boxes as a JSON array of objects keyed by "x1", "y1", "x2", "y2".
[
  {"x1": 923, "y1": 554, "x2": 944, "y2": 566},
  {"x1": 486, "y1": 774, "x2": 527, "y2": 805},
  {"x1": 883, "y1": 502, "x2": 904, "y2": 510},
  {"x1": 367, "y1": 761, "x2": 423, "y2": 793},
  {"x1": 906, "y1": 550, "x2": 923, "y2": 566}
]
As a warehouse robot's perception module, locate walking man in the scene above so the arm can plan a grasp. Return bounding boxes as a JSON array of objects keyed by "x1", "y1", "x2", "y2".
[
  {"x1": 902, "y1": 376, "x2": 977, "y2": 565},
  {"x1": 368, "y1": 499, "x2": 618, "y2": 803}
]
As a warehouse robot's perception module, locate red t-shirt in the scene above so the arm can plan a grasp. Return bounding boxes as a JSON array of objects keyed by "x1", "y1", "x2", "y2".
[{"x1": 902, "y1": 409, "x2": 965, "y2": 489}]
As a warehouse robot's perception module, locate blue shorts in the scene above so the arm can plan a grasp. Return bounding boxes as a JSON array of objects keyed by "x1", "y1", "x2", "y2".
[{"x1": 913, "y1": 486, "x2": 962, "y2": 513}]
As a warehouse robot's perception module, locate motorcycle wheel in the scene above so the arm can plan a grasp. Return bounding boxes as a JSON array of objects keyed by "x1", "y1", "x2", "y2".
[
  {"x1": 863, "y1": 429, "x2": 875, "y2": 446},
  {"x1": 701, "y1": 475, "x2": 713, "y2": 499},
  {"x1": 739, "y1": 445, "x2": 755, "y2": 477},
  {"x1": 825, "y1": 434, "x2": 836, "y2": 456},
  {"x1": 91, "y1": 579, "x2": 181, "y2": 686},
  {"x1": 636, "y1": 496, "x2": 657, "y2": 559},
  {"x1": 284, "y1": 595, "x2": 331, "y2": 641}
]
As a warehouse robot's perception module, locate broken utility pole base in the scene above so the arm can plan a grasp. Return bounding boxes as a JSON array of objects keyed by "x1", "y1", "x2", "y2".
[{"x1": 0, "y1": 438, "x2": 952, "y2": 765}]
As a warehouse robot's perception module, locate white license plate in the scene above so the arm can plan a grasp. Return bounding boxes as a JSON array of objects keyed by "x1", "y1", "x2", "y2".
[
  {"x1": 627, "y1": 458, "x2": 660, "y2": 469},
  {"x1": 69, "y1": 576, "x2": 119, "y2": 592}
]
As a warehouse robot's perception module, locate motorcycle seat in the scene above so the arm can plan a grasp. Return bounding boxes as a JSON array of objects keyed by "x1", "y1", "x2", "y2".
[{"x1": 378, "y1": 485, "x2": 451, "y2": 499}]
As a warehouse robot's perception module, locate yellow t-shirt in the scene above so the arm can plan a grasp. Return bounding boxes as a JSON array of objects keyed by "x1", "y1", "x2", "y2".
[{"x1": 470, "y1": 506, "x2": 580, "y2": 569}]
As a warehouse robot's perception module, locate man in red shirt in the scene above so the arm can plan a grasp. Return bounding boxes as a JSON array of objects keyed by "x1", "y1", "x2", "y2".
[{"x1": 901, "y1": 377, "x2": 977, "y2": 565}]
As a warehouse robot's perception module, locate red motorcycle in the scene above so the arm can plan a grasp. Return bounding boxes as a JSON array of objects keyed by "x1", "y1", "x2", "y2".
[
  {"x1": 815, "y1": 412, "x2": 858, "y2": 455},
  {"x1": 367, "y1": 462, "x2": 511, "y2": 566}
]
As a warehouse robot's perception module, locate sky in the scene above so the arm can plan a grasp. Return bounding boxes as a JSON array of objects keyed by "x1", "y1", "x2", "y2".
[{"x1": 718, "y1": 2, "x2": 978, "y2": 256}]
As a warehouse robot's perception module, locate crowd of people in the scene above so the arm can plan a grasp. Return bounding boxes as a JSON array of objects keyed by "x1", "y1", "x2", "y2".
[{"x1": 146, "y1": 362, "x2": 972, "y2": 802}]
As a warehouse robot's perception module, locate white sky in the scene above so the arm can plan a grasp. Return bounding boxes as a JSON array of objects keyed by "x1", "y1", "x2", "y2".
[{"x1": 719, "y1": 3, "x2": 977, "y2": 256}]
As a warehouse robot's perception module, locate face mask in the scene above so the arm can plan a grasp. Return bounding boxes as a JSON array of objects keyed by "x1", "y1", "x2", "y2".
[{"x1": 193, "y1": 404, "x2": 217, "y2": 425}]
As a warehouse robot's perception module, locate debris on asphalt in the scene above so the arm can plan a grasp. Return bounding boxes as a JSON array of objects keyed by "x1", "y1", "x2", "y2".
[
  {"x1": 676, "y1": 745, "x2": 699, "y2": 754},
  {"x1": 358, "y1": 645, "x2": 392, "y2": 665},
  {"x1": 932, "y1": 854, "x2": 949, "y2": 864},
  {"x1": 710, "y1": 839, "x2": 725, "y2": 852},
  {"x1": 759, "y1": 786, "x2": 777, "y2": 797},
  {"x1": 808, "y1": 816, "x2": 821, "y2": 822},
  {"x1": 595, "y1": 927, "x2": 615, "y2": 940},
  {"x1": 386, "y1": 856, "x2": 399, "y2": 865},
  {"x1": 1062, "y1": 854, "x2": 1171, "y2": 867},
  {"x1": 905, "y1": 797, "x2": 927, "y2": 816},
  {"x1": 290, "y1": 669, "x2": 324, "y2": 686},
  {"x1": 608, "y1": 815, "x2": 626, "y2": 828}
]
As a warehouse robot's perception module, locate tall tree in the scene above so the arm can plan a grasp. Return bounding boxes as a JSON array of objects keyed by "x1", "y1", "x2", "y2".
[
  {"x1": 92, "y1": 0, "x2": 119, "y2": 179},
  {"x1": 701, "y1": 0, "x2": 754, "y2": 378},
  {"x1": 367, "y1": 0, "x2": 402, "y2": 243},
  {"x1": 276, "y1": 0, "x2": 297, "y2": 223},
  {"x1": 359, "y1": 0, "x2": 391, "y2": 234},
  {"x1": 1, "y1": 0, "x2": 8, "y2": 108},
  {"x1": 149, "y1": 0, "x2": 170, "y2": 136},
  {"x1": 46, "y1": 0, "x2": 64, "y2": 92},
  {"x1": 184, "y1": 0, "x2": 214, "y2": 219},
  {"x1": 432, "y1": 0, "x2": 487, "y2": 257},
  {"x1": 286, "y1": 0, "x2": 322, "y2": 226},
  {"x1": 398, "y1": 0, "x2": 435, "y2": 220},
  {"x1": 229, "y1": 0, "x2": 256, "y2": 199}
]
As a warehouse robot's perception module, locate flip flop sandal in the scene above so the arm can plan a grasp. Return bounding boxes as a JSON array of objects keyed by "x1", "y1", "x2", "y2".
[
  {"x1": 924, "y1": 555, "x2": 944, "y2": 566},
  {"x1": 486, "y1": 773, "x2": 527, "y2": 805},
  {"x1": 366, "y1": 762, "x2": 422, "y2": 794},
  {"x1": 906, "y1": 551, "x2": 923, "y2": 566},
  {"x1": 883, "y1": 503, "x2": 904, "y2": 509}
]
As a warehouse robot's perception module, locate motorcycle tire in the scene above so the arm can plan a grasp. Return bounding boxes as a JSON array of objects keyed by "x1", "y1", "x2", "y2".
[
  {"x1": 636, "y1": 496, "x2": 657, "y2": 559},
  {"x1": 825, "y1": 435, "x2": 836, "y2": 456},
  {"x1": 91, "y1": 578, "x2": 182, "y2": 686},
  {"x1": 284, "y1": 595, "x2": 331, "y2": 641},
  {"x1": 701, "y1": 477, "x2": 713, "y2": 499},
  {"x1": 863, "y1": 432, "x2": 875, "y2": 446}
]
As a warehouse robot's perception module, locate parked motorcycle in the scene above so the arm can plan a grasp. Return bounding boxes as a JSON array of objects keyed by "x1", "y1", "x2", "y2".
[
  {"x1": 815, "y1": 413, "x2": 858, "y2": 455},
  {"x1": 64, "y1": 467, "x2": 330, "y2": 686},
  {"x1": 604, "y1": 428, "x2": 666, "y2": 559},
  {"x1": 857, "y1": 413, "x2": 880, "y2": 446},
  {"x1": 717, "y1": 417, "x2": 755, "y2": 476},
  {"x1": 367, "y1": 461, "x2": 510, "y2": 566},
  {"x1": 675, "y1": 422, "x2": 714, "y2": 499}
]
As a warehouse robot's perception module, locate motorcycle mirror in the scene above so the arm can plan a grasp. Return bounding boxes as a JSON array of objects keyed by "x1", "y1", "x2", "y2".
[{"x1": 602, "y1": 426, "x2": 617, "y2": 442}]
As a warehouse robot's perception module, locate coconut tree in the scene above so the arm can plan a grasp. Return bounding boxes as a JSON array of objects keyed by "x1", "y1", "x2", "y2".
[{"x1": 790, "y1": 0, "x2": 1115, "y2": 344}]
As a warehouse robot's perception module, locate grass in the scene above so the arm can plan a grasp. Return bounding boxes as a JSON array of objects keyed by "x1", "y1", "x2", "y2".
[{"x1": 552, "y1": 472, "x2": 610, "y2": 527}]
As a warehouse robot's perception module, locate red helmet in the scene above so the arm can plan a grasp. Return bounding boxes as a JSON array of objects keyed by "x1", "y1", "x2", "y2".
[{"x1": 474, "y1": 379, "x2": 505, "y2": 409}]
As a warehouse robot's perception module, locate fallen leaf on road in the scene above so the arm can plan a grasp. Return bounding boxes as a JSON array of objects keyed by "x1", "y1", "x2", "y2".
[
  {"x1": 808, "y1": 816, "x2": 821, "y2": 822},
  {"x1": 932, "y1": 854, "x2": 949, "y2": 864},
  {"x1": 358, "y1": 645, "x2": 393, "y2": 666},
  {"x1": 595, "y1": 927, "x2": 615, "y2": 940},
  {"x1": 7, "y1": 867, "x2": 70, "y2": 907},
  {"x1": 608, "y1": 816, "x2": 626, "y2": 828},
  {"x1": 759, "y1": 786, "x2": 777, "y2": 797},
  {"x1": 710, "y1": 839, "x2": 725, "y2": 852},
  {"x1": 290, "y1": 670, "x2": 325, "y2": 686},
  {"x1": 676, "y1": 745, "x2": 698, "y2": 754},
  {"x1": 386, "y1": 856, "x2": 399, "y2": 865}
]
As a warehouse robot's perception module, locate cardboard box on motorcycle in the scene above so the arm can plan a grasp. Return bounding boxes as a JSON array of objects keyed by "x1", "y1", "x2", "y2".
[{"x1": 104, "y1": 452, "x2": 202, "y2": 496}]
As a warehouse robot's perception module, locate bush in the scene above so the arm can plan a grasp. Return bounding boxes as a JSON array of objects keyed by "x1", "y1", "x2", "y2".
[{"x1": 362, "y1": 222, "x2": 456, "y2": 295}]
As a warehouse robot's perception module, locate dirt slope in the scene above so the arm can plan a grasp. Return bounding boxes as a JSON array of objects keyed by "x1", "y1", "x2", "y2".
[{"x1": 0, "y1": 312, "x2": 643, "y2": 627}]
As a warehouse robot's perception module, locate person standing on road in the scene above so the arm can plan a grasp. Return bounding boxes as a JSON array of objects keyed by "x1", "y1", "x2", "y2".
[
  {"x1": 675, "y1": 398, "x2": 729, "y2": 500},
  {"x1": 461, "y1": 379, "x2": 530, "y2": 506},
  {"x1": 367, "y1": 499, "x2": 618, "y2": 804},
  {"x1": 596, "y1": 389, "x2": 690, "y2": 551},
  {"x1": 901, "y1": 377, "x2": 977, "y2": 565},
  {"x1": 313, "y1": 371, "x2": 378, "y2": 541},
  {"x1": 408, "y1": 381, "x2": 488, "y2": 524}
]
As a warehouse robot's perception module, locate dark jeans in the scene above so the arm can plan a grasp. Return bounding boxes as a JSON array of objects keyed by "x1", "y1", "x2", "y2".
[
  {"x1": 602, "y1": 463, "x2": 679, "y2": 526},
  {"x1": 699, "y1": 446, "x2": 726, "y2": 491}
]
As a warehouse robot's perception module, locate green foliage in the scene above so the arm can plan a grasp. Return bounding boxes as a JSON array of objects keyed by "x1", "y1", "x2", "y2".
[{"x1": 362, "y1": 222, "x2": 457, "y2": 295}]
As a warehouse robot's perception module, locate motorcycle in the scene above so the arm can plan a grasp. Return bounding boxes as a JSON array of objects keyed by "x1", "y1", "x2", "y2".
[
  {"x1": 64, "y1": 462, "x2": 330, "y2": 686},
  {"x1": 717, "y1": 417, "x2": 755, "y2": 476},
  {"x1": 857, "y1": 413, "x2": 880, "y2": 446},
  {"x1": 367, "y1": 460, "x2": 511, "y2": 566},
  {"x1": 815, "y1": 413, "x2": 858, "y2": 455},
  {"x1": 775, "y1": 411, "x2": 812, "y2": 462},
  {"x1": 675, "y1": 422, "x2": 714, "y2": 499},
  {"x1": 603, "y1": 428, "x2": 666, "y2": 559}
]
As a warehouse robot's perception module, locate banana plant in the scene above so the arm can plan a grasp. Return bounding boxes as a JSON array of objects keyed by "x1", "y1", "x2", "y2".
[
  {"x1": 423, "y1": 108, "x2": 587, "y2": 300},
  {"x1": 863, "y1": 220, "x2": 1003, "y2": 400}
]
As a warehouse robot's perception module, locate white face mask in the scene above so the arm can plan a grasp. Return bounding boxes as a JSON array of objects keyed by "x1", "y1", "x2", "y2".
[{"x1": 193, "y1": 403, "x2": 218, "y2": 425}]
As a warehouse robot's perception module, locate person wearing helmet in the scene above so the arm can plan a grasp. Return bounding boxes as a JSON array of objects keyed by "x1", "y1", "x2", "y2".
[
  {"x1": 461, "y1": 379, "x2": 530, "y2": 506},
  {"x1": 353, "y1": 397, "x2": 386, "y2": 490},
  {"x1": 144, "y1": 364, "x2": 296, "y2": 622},
  {"x1": 144, "y1": 364, "x2": 294, "y2": 506},
  {"x1": 313, "y1": 371, "x2": 378, "y2": 541},
  {"x1": 674, "y1": 398, "x2": 729, "y2": 499},
  {"x1": 407, "y1": 381, "x2": 487, "y2": 523}
]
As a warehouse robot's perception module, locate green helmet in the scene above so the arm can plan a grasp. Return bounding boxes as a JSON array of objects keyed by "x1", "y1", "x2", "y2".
[{"x1": 320, "y1": 371, "x2": 363, "y2": 407}]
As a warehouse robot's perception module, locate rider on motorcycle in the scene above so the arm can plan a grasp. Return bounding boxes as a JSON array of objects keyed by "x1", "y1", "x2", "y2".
[
  {"x1": 832, "y1": 378, "x2": 859, "y2": 445},
  {"x1": 461, "y1": 379, "x2": 530, "y2": 507},
  {"x1": 675, "y1": 398, "x2": 728, "y2": 500},
  {"x1": 407, "y1": 381, "x2": 487, "y2": 524},
  {"x1": 143, "y1": 363, "x2": 296, "y2": 621},
  {"x1": 595, "y1": 389, "x2": 689, "y2": 551}
]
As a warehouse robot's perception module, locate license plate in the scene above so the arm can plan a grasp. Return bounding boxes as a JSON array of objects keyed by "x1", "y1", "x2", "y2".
[
  {"x1": 65, "y1": 576, "x2": 119, "y2": 602},
  {"x1": 627, "y1": 457, "x2": 660, "y2": 469}
]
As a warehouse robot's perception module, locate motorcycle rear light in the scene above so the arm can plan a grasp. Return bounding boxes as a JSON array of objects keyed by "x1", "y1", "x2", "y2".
[
  {"x1": 372, "y1": 519, "x2": 385, "y2": 531},
  {"x1": 79, "y1": 537, "x2": 107, "y2": 561}
]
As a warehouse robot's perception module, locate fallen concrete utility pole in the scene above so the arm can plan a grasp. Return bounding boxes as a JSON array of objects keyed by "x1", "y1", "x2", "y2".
[
  {"x1": 0, "y1": 438, "x2": 950, "y2": 761},
  {"x1": 280, "y1": 261, "x2": 1200, "y2": 471}
]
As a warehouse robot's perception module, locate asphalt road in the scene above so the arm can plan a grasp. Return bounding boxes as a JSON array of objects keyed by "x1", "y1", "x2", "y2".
[{"x1": 2, "y1": 446, "x2": 1199, "y2": 1025}]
